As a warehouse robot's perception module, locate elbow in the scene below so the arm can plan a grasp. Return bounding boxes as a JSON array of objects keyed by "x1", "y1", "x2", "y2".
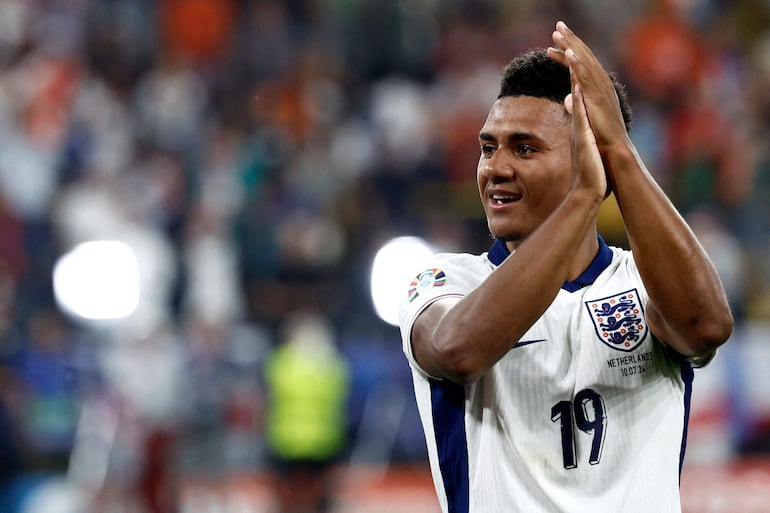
[
  {"x1": 703, "y1": 306, "x2": 734, "y2": 348},
  {"x1": 431, "y1": 342, "x2": 486, "y2": 385},
  {"x1": 688, "y1": 308, "x2": 734, "y2": 356},
  {"x1": 447, "y1": 369, "x2": 483, "y2": 386},
  {"x1": 650, "y1": 303, "x2": 734, "y2": 358},
  {"x1": 424, "y1": 318, "x2": 490, "y2": 384}
]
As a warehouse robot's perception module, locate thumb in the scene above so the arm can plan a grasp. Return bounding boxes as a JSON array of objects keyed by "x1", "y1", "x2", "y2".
[{"x1": 564, "y1": 93, "x2": 574, "y2": 116}]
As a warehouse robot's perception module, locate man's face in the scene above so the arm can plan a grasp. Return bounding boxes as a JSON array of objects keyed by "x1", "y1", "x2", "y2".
[{"x1": 477, "y1": 95, "x2": 571, "y2": 246}]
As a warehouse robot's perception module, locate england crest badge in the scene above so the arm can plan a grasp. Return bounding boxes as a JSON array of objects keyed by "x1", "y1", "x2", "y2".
[{"x1": 585, "y1": 289, "x2": 647, "y2": 352}]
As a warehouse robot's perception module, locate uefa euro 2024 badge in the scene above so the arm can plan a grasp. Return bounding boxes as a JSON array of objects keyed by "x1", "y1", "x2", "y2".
[{"x1": 408, "y1": 268, "x2": 446, "y2": 303}]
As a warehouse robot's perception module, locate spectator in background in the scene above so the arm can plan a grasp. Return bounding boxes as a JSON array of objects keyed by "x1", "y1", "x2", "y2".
[
  {"x1": 264, "y1": 310, "x2": 350, "y2": 513},
  {"x1": 158, "y1": 0, "x2": 236, "y2": 65},
  {"x1": 9, "y1": 309, "x2": 80, "y2": 472},
  {"x1": 0, "y1": 1, "x2": 764, "y2": 510},
  {"x1": 621, "y1": 0, "x2": 757, "y2": 212},
  {"x1": 0, "y1": 358, "x2": 22, "y2": 513},
  {"x1": 0, "y1": 308, "x2": 82, "y2": 513}
]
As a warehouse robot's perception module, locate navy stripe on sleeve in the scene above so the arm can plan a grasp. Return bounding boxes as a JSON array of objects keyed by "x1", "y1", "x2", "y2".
[
  {"x1": 430, "y1": 378, "x2": 469, "y2": 513},
  {"x1": 678, "y1": 359, "x2": 694, "y2": 480}
]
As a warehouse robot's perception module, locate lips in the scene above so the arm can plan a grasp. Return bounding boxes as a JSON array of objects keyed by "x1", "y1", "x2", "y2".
[{"x1": 488, "y1": 189, "x2": 522, "y2": 207}]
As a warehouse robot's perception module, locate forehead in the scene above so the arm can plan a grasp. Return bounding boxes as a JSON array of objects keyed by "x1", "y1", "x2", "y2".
[{"x1": 480, "y1": 96, "x2": 569, "y2": 139}]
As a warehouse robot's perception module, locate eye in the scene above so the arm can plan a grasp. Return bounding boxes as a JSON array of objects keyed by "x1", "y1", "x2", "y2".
[
  {"x1": 480, "y1": 143, "x2": 496, "y2": 157},
  {"x1": 515, "y1": 144, "x2": 537, "y2": 156}
]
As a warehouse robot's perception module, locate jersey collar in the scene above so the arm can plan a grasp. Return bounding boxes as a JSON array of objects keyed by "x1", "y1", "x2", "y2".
[{"x1": 486, "y1": 235, "x2": 613, "y2": 292}]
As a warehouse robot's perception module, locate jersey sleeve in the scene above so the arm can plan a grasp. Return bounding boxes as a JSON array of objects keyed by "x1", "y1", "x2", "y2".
[{"x1": 398, "y1": 253, "x2": 489, "y2": 378}]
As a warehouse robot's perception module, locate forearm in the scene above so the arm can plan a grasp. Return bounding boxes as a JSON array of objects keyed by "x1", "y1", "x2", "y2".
[
  {"x1": 423, "y1": 192, "x2": 602, "y2": 383},
  {"x1": 548, "y1": 19, "x2": 732, "y2": 355},
  {"x1": 606, "y1": 145, "x2": 733, "y2": 354}
]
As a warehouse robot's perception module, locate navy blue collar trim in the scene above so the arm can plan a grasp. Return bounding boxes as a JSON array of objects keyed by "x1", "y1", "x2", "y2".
[{"x1": 486, "y1": 235, "x2": 613, "y2": 292}]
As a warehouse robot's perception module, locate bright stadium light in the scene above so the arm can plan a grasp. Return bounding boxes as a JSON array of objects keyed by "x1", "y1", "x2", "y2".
[
  {"x1": 370, "y1": 236, "x2": 434, "y2": 326},
  {"x1": 53, "y1": 240, "x2": 140, "y2": 321}
]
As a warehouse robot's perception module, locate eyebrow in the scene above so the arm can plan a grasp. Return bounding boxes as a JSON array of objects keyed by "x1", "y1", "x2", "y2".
[{"x1": 478, "y1": 131, "x2": 541, "y2": 143}]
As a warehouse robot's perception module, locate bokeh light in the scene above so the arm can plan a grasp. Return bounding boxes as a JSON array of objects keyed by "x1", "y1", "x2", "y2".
[
  {"x1": 53, "y1": 240, "x2": 140, "y2": 321},
  {"x1": 370, "y1": 236, "x2": 435, "y2": 326}
]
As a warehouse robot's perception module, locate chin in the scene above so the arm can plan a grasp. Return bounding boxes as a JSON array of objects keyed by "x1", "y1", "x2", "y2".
[
  {"x1": 489, "y1": 229, "x2": 524, "y2": 243},
  {"x1": 487, "y1": 218, "x2": 532, "y2": 243}
]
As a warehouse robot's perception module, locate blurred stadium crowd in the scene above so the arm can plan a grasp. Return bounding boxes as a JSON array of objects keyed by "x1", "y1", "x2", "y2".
[{"x1": 0, "y1": 0, "x2": 768, "y2": 511}]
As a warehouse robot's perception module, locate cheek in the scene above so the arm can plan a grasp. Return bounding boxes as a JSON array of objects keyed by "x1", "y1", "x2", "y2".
[
  {"x1": 531, "y1": 171, "x2": 571, "y2": 212},
  {"x1": 476, "y1": 160, "x2": 487, "y2": 190}
]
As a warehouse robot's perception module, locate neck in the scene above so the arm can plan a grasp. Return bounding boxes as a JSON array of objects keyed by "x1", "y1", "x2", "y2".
[
  {"x1": 503, "y1": 230, "x2": 600, "y2": 281},
  {"x1": 566, "y1": 234, "x2": 600, "y2": 281}
]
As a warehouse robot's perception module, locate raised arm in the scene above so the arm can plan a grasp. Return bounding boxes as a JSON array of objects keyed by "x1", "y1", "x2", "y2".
[
  {"x1": 411, "y1": 194, "x2": 598, "y2": 384},
  {"x1": 411, "y1": 78, "x2": 607, "y2": 384},
  {"x1": 548, "y1": 21, "x2": 733, "y2": 358}
]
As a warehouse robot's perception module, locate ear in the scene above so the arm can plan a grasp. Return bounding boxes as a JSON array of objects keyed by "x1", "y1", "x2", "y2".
[{"x1": 564, "y1": 93, "x2": 574, "y2": 115}]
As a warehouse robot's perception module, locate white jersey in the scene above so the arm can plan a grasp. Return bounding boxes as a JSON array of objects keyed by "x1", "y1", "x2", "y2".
[{"x1": 399, "y1": 237, "x2": 698, "y2": 513}]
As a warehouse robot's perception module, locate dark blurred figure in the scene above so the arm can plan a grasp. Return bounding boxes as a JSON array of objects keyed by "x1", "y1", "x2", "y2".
[
  {"x1": 0, "y1": 363, "x2": 23, "y2": 513},
  {"x1": 10, "y1": 309, "x2": 80, "y2": 472},
  {"x1": 0, "y1": 308, "x2": 81, "y2": 513}
]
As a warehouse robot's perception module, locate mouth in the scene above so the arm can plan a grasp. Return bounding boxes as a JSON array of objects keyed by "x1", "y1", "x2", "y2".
[{"x1": 489, "y1": 191, "x2": 522, "y2": 206}]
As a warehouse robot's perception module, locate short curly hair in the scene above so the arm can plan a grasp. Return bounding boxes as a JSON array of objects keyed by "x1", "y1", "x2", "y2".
[{"x1": 499, "y1": 48, "x2": 633, "y2": 132}]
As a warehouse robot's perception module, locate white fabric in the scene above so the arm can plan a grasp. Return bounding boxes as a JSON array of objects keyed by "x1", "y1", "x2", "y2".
[{"x1": 399, "y1": 243, "x2": 691, "y2": 513}]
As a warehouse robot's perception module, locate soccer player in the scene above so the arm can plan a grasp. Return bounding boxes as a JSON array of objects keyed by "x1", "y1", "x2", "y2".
[{"x1": 398, "y1": 21, "x2": 733, "y2": 512}]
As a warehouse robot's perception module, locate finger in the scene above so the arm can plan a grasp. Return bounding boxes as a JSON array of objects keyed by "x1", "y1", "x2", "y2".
[
  {"x1": 572, "y1": 84, "x2": 589, "y2": 128},
  {"x1": 570, "y1": 59, "x2": 594, "y2": 135},
  {"x1": 571, "y1": 83, "x2": 602, "y2": 172},
  {"x1": 564, "y1": 93, "x2": 574, "y2": 116},
  {"x1": 551, "y1": 29, "x2": 567, "y2": 51},
  {"x1": 551, "y1": 24, "x2": 588, "y2": 75},
  {"x1": 556, "y1": 21, "x2": 572, "y2": 36},
  {"x1": 571, "y1": 83, "x2": 607, "y2": 195},
  {"x1": 552, "y1": 29, "x2": 567, "y2": 50},
  {"x1": 552, "y1": 23, "x2": 606, "y2": 102},
  {"x1": 554, "y1": 21, "x2": 601, "y2": 74},
  {"x1": 565, "y1": 48, "x2": 584, "y2": 80},
  {"x1": 565, "y1": 46, "x2": 601, "y2": 96},
  {"x1": 546, "y1": 46, "x2": 568, "y2": 66},
  {"x1": 555, "y1": 21, "x2": 590, "y2": 55}
]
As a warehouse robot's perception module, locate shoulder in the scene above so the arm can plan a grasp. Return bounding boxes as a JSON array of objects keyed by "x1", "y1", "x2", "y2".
[
  {"x1": 412, "y1": 251, "x2": 494, "y2": 289},
  {"x1": 401, "y1": 251, "x2": 491, "y2": 310},
  {"x1": 397, "y1": 250, "x2": 493, "y2": 366},
  {"x1": 603, "y1": 244, "x2": 641, "y2": 278},
  {"x1": 607, "y1": 244, "x2": 634, "y2": 264},
  {"x1": 431, "y1": 250, "x2": 494, "y2": 269}
]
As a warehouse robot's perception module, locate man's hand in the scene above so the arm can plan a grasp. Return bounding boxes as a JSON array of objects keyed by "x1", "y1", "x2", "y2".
[
  {"x1": 568, "y1": 79, "x2": 607, "y2": 201},
  {"x1": 549, "y1": 22, "x2": 733, "y2": 358},
  {"x1": 547, "y1": 21, "x2": 630, "y2": 157}
]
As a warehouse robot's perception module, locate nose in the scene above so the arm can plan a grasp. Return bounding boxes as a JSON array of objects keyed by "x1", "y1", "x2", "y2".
[{"x1": 480, "y1": 152, "x2": 514, "y2": 182}]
